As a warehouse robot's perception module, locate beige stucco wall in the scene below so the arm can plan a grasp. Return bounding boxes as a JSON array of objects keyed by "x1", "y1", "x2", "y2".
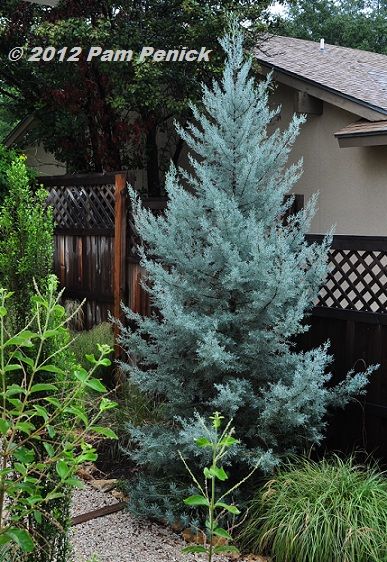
[
  {"x1": 22, "y1": 143, "x2": 66, "y2": 176},
  {"x1": 272, "y1": 83, "x2": 387, "y2": 235}
]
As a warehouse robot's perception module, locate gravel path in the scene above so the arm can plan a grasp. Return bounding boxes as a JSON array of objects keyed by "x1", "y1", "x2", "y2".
[{"x1": 71, "y1": 484, "x2": 255, "y2": 562}]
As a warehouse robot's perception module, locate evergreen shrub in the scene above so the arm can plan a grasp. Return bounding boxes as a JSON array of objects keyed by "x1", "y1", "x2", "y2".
[{"x1": 119, "y1": 27, "x2": 373, "y2": 524}]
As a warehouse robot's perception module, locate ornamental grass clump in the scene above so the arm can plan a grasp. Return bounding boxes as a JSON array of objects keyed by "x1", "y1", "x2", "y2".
[{"x1": 239, "y1": 455, "x2": 387, "y2": 562}]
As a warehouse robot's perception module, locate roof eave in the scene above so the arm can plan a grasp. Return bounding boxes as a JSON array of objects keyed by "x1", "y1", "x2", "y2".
[
  {"x1": 3, "y1": 114, "x2": 36, "y2": 148},
  {"x1": 257, "y1": 62, "x2": 387, "y2": 122},
  {"x1": 335, "y1": 131, "x2": 387, "y2": 148}
]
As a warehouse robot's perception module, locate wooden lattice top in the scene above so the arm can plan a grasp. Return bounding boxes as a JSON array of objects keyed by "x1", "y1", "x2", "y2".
[
  {"x1": 308, "y1": 235, "x2": 387, "y2": 314},
  {"x1": 41, "y1": 175, "x2": 116, "y2": 232}
]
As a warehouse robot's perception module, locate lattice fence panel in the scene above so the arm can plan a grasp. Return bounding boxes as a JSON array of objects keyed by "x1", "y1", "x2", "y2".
[
  {"x1": 46, "y1": 183, "x2": 115, "y2": 230},
  {"x1": 318, "y1": 248, "x2": 387, "y2": 313}
]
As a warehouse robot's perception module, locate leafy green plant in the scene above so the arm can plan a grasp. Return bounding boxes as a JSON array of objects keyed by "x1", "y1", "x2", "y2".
[
  {"x1": 0, "y1": 277, "x2": 117, "y2": 557},
  {"x1": 239, "y1": 455, "x2": 387, "y2": 562},
  {"x1": 71, "y1": 322, "x2": 115, "y2": 382},
  {"x1": 180, "y1": 412, "x2": 259, "y2": 561},
  {"x1": 0, "y1": 154, "x2": 53, "y2": 332},
  {"x1": 0, "y1": 145, "x2": 18, "y2": 204}
]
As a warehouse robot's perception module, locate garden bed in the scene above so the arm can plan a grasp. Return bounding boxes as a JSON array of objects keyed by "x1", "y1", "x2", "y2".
[{"x1": 71, "y1": 484, "x2": 264, "y2": 562}]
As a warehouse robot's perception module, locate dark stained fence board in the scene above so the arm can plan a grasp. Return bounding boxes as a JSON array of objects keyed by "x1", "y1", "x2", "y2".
[
  {"x1": 42, "y1": 173, "x2": 165, "y2": 329},
  {"x1": 42, "y1": 174, "x2": 118, "y2": 329}
]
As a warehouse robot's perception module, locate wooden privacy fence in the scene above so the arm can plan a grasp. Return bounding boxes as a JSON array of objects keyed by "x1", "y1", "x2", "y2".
[
  {"x1": 41, "y1": 172, "x2": 166, "y2": 330},
  {"x1": 41, "y1": 174, "x2": 387, "y2": 459},
  {"x1": 43, "y1": 172, "x2": 128, "y2": 329},
  {"x1": 303, "y1": 234, "x2": 387, "y2": 460}
]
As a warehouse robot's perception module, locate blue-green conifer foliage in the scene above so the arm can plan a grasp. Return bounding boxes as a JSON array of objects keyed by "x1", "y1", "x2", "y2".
[{"x1": 119, "y1": 29, "x2": 371, "y2": 524}]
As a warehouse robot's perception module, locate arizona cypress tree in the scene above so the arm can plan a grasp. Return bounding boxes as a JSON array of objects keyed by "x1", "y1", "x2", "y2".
[{"x1": 120, "y1": 28, "x2": 371, "y2": 524}]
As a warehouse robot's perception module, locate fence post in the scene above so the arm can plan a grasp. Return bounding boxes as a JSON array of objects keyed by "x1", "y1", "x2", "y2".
[{"x1": 113, "y1": 172, "x2": 128, "y2": 357}]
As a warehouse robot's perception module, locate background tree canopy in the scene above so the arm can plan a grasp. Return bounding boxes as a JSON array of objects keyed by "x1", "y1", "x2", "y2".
[
  {"x1": 0, "y1": 0, "x2": 278, "y2": 195},
  {"x1": 271, "y1": 0, "x2": 387, "y2": 54}
]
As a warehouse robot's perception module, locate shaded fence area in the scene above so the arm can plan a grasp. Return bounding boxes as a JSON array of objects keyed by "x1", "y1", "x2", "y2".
[
  {"x1": 41, "y1": 173, "x2": 387, "y2": 459},
  {"x1": 303, "y1": 235, "x2": 387, "y2": 460},
  {"x1": 42, "y1": 172, "x2": 166, "y2": 329}
]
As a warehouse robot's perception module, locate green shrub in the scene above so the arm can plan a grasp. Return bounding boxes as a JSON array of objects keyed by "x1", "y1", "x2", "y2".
[
  {"x1": 71, "y1": 322, "x2": 115, "y2": 382},
  {"x1": 0, "y1": 277, "x2": 117, "y2": 559},
  {"x1": 239, "y1": 455, "x2": 387, "y2": 562},
  {"x1": 0, "y1": 154, "x2": 53, "y2": 331}
]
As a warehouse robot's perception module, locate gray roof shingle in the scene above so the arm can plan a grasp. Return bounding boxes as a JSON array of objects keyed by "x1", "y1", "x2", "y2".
[{"x1": 254, "y1": 35, "x2": 387, "y2": 115}]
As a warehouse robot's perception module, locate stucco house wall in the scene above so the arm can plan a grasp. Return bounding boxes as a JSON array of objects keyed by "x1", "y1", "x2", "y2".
[
  {"x1": 23, "y1": 142, "x2": 66, "y2": 176},
  {"x1": 272, "y1": 83, "x2": 387, "y2": 236}
]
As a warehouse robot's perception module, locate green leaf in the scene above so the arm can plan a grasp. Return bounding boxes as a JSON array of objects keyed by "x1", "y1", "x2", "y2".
[
  {"x1": 204, "y1": 466, "x2": 228, "y2": 481},
  {"x1": 33, "y1": 511, "x2": 42, "y2": 524},
  {"x1": 36, "y1": 365, "x2": 64, "y2": 375},
  {"x1": 13, "y1": 447, "x2": 35, "y2": 463},
  {"x1": 5, "y1": 331, "x2": 37, "y2": 348},
  {"x1": 195, "y1": 437, "x2": 212, "y2": 448},
  {"x1": 97, "y1": 343, "x2": 112, "y2": 354},
  {"x1": 56, "y1": 460, "x2": 70, "y2": 480},
  {"x1": 213, "y1": 545, "x2": 239, "y2": 554},
  {"x1": 182, "y1": 545, "x2": 208, "y2": 554},
  {"x1": 74, "y1": 368, "x2": 88, "y2": 383},
  {"x1": 33, "y1": 404, "x2": 49, "y2": 421},
  {"x1": 30, "y1": 383, "x2": 58, "y2": 393},
  {"x1": 99, "y1": 397, "x2": 118, "y2": 412},
  {"x1": 215, "y1": 501, "x2": 240, "y2": 515},
  {"x1": 6, "y1": 384, "x2": 27, "y2": 396},
  {"x1": 46, "y1": 425, "x2": 56, "y2": 438},
  {"x1": 0, "y1": 419, "x2": 9, "y2": 434},
  {"x1": 64, "y1": 405, "x2": 88, "y2": 425},
  {"x1": 7, "y1": 398, "x2": 24, "y2": 412},
  {"x1": 85, "y1": 354, "x2": 96, "y2": 364},
  {"x1": 219, "y1": 436, "x2": 239, "y2": 447},
  {"x1": 85, "y1": 378, "x2": 107, "y2": 393},
  {"x1": 14, "y1": 462, "x2": 27, "y2": 476},
  {"x1": 90, "y1": 426, "x2": 118, "y2": 439},
  {"x1": 44, "y1": 397, "x2": 61, "y2": 408},
  {"x1": 211, "y1": 466, "x2": 228, "y2": 481},
  {"x1": 183, "y1": 495, "x2": 209, "y2": 507},
  {"x1": 99, "y1": 358, "x2": 111, "y2": 366},
  {"x1": 0, "y1": 533, "x2": 12, "y2": 547},
  {"x1": 6, "y1": 528, "x2": 34, "y2": 552},
  {"x1": 45, "y1": 491, "x2": 64, "y2": 501},
  {"x1": 66, "y1": 477, "x2": 84, "y2": 488},
  {"x1": 0, "y1": 306, "x2": 7, "y2": 317},
  {"x1": 213, "y1": 527, "x2": 233, "y2": 540},
  {"x1": 15, "y1": 421, "x2": 35, "y2": 434},
  {"x1": 43, "y1": 443, "x2": 55, "y2": 457},
  {"x1": 42, "y1": 329, "x2": 62, "y2": 339},
  {"x1": 4, "y1": 364, "x2": 22, "y2": 373},
  {"x1": 12, "y1": 351, "x2": 34, "y2": 367}
]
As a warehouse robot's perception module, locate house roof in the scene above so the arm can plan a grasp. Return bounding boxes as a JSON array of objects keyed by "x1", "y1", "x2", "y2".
[
  {"x1": 335, "y1": 120, "x2": 387, "y2": 137},
  {"x1": 255, "y1": 35, "x2": 387, "y2": 120},
  {"x1": 3, "y1": 114, "x2": 36, "y2": 148},
  {"x1": 335, "y1": 119, "x2": 387, "y2": 147}
]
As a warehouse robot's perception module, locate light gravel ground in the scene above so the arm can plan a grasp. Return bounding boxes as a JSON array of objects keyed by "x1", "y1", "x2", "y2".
[{"x1": 71, "y1": 484, "x2": 252, "y2": 562}]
